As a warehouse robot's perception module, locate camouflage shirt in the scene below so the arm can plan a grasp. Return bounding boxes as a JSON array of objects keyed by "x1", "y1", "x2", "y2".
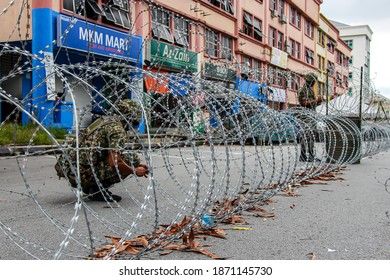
[
  {"x1": 55, "y1": 116, "x2": 140, "y2": 191},
  {"x1": 298, "y1": 83, "x2": 317, "y2": 110},
  {"x1": 76, "y1": 117, "x2": 140, "y2": 167}
]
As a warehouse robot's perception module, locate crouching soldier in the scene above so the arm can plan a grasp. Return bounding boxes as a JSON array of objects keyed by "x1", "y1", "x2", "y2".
[{"x1": 55, "y1": 99, "x2": 149, "y2": 202}]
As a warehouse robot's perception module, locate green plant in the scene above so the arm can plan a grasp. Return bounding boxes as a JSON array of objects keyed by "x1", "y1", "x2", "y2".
[{"x1": 0, "y1": 122, "x2": 67, "y2": 145}]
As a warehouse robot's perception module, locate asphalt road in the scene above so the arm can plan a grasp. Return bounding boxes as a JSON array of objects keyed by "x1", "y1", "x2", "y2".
[
  {"x1": 0, "y1": 148, "x2": 389, "y2": 260},
  {"x1": 152, "y1": 151, "x2": 390, "y2": 260}
]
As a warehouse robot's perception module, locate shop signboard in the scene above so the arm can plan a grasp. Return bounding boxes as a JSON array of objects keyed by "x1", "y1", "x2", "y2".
[
  {"x1": 57, "y1": 14, "x2": 142, "y2": 62},
  {"x1": 268, "y1": 86, "x2": 286, "y2": 102},
  {"x1": 149, "y1": 39, "x2": 198, "y2": 72},
  {"x1": 270, "y1": 47, "x2": 288, "y2": 69},
  {"x1": 203, "y1": 62, "x2": 236, "y2": 82},
  {"x1": 43, "y1": 52, "x2": 56, "y2": 100}
]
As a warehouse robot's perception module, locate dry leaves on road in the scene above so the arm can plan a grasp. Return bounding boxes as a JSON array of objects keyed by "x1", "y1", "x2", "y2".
[{"x1": 92, "y1": 216, "x2": 226, "y2": 260}]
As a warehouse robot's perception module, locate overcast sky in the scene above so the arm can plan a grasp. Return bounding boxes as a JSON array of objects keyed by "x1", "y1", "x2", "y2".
[{"x1": 320, "y1": 0, "x2": 390, "y2": 98}]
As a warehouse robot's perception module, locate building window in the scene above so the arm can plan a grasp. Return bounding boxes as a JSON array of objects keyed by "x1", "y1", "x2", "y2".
[
  {"x1": 277, "y1": 31, "x2": 284, "y2": 50},
  {"x1": 276, "y1": 70, "x2": 285, "y2": 87},
  {"x1": 365, "y1": 36, "x2": 370, "y2": 51},
  {"x1": 288, "y1": 39, "x2": 301, "y2": 59},
  {"x1": 243, "y1": 11, "x2": 263, "y2": 41},
  {"x1": 290, "y1": 72, "x2": 300, "y2": 91},
  {"x1": 205, "y1": 30, "x2": 232, "y2": 60},
  {"x1": 270, "y1": 0, "x2": 285, "y2": 18},
  {"x1": 242, "y1": 55, "x2": 252, "y2": 78},
  {"x1": 343, "y1": 75, "x2": 349, "y2": 88},
  {"x1": 208, "y1": 0, "x2": 235, "y2": 15},
  {"x1": 317, "y1": 29, "x2": 325, "y2": 46},
  {"x1": 318, "y1": 82, "x2": 325, "y2": 97},
  {"x1": 327, "y1": 61, "x2": 335, "y2": 75},
  {"x1": 318, "y1": 55, "x2": 325, "y2": 72},
  {"x1": 349, "y1": 56, "x2": 353, "y2": 65},
  {"x1": 270, "y1": 0, "x2": 277, "y2": 10},
  {"x1": 253, "y1": 18, "x2": 263, "y2": 41},
  {"x1": 243, "y1": 56, "x2": 251, "y2": 66},
  {"x1": 221, "y1": 34, "x2": 233, "y2": 60},
  {"x1": 336, "y1": 50, "x2": 343, "y2": 65},
  {"x1": 205, "y1": 29, "x2": 218, "y2": 57},
  {"x1": 174, "y1": 17, "x2": 189, "y2": 47},
  {"x1": 103, "y1": 1, "x2": 130, "y2": 29},
  {"x1": 269, "y1": 27, "x2": 285, "y2": 50},
  {"x1": 62, "y1": 0, "x2": 131, "y2": 29},
  {"x1": 344, "y1": 56, "x2": 349, "y2": 68},
  {"x1": 327, "y1": 38, "x2": 335, "y2": 53},
  {"x1": 287, "y1": 38, "x2": 294, "y2": 55},
  {"x1": 290, "y1": 7, "x2": 301, "y2": 28},
  {"x1": 269, "y1": 27, "x2": 276, "y2": 47},
  {"x1": 278, "y1": 0, "x2": 285, "y2": 15},
  {"x1": 152, "y1": 9, "x2": 174, "y2": 43},
  {"x1": 241, "y1": 56, "x2": 263, "y2": 81},
  {"x1": 305, "y1": 47, "x2": 314, "y2": 65},
  {"x1": 295, "y1": 42, "x2": 301, "y2": 59},
  {"x1": 336, "y1": 72, "x2": 342, "y2": 86},
  {"x1": 253, "y1": 60, "x2": 262, "y2": 81},
  {"x1": 63, "y1": 0, "x2": 81, "y2": 13},
  {"x1": 305, "y1": 19, "x2": 314, "y2": 39},
  {"x1": 344, "y1": 39, "x2": 353, "y2": 49},
  {"x1": 152, "y1": 10, "x2": 190, "y2": 47},
  {"x1": 267, "y1": 66, "x2": 274, "y2": 84}
]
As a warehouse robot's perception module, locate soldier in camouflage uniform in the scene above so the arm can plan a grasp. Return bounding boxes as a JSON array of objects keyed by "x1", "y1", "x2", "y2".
[
  {"x1": 297, "y1": 72, "x2": 322, "y2": 162},
  {"x1": 55, "y1": 99, "x2": 149, "y2": 202}
]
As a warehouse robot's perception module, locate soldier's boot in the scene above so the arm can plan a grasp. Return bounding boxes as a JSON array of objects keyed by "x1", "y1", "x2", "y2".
[{"x1": 88, "y1": 185, "x2": 122, "y2": 202}]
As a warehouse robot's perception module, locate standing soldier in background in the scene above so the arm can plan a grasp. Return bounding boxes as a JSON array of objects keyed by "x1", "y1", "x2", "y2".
[
  {"x1": 55, "y1": 99, "x2": 149, "y2": 202},
  {"x1": 298, "y1": 72, "x2": 322, "y2": 162}
]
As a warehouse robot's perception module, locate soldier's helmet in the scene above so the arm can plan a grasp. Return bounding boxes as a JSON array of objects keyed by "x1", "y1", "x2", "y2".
[
  {"x1": 304, "y1": 72, "x2": 318, "y2": 83},
  {"x1": 116, "y1": 99, "x2": 141, "y2": 119}
]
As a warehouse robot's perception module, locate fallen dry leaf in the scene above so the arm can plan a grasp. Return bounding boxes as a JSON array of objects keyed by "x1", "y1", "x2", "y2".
[
  {"x1": 222, "y1": 214, "x2": 247, "y2": 225},
  {"x1": 197, "y1": 228, "x2": 226, "y2": 239},
  {"x1": 307, "y1": 252, "x2": 316, "y2": 260},
  {"x1": 188, "y1": 229, "x2": 196, "y2": 249},
  {"x1": 159, "y1": 251, "x2": 172, "y2": 256},
  {"x1": 124, "y1": 247, "x2": 140, "y2": 255},
  {"x1": 194, "y1": 248, "x2": 221, "y2": 259},
  {"x1": 302, "y1": 180, "x2": 328, "y2": 185},
  {"x1": 230, "y1": 226, "x2": 252, "y2": 231},
  {"x1": 163, "y1": 243, "x2": 184, "y2": 251}
]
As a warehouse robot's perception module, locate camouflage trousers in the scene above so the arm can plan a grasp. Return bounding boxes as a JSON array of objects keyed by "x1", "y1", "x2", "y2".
[{"x1": 55, "y1": 159, "x2": 126, "y2": 194}]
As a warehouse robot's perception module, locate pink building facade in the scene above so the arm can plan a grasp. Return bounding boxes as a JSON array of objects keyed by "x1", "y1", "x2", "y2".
[{"x1": 135, "y1": 0, "x2": 350, "y2": 109}]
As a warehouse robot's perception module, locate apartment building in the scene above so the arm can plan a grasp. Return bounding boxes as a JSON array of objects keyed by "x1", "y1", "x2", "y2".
[
  {"x1": 137, "y1": 1, "x2": 350, "y2": 108},
  {"x1": 331, "y1": 21, "x2": 373, "y2": 93},
  {"x1": 0, "y1": 0, "x2": 143, "y2": 129},
  {"x1": 317, "y1": 14, "x2": 351, "y2": 99},
  {"x1": 0, "y1": 0, "x2": 352, "y2": 129}
]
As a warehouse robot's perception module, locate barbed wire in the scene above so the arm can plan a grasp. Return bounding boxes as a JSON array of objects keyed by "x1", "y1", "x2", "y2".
[{"x1": 0, "y1": 0, "x2": 389, "y2": 259}]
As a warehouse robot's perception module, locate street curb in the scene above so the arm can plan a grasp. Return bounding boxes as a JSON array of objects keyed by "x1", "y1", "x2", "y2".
[{"x1": 0, "y1": 145, "x2": 58, "y2": 157}]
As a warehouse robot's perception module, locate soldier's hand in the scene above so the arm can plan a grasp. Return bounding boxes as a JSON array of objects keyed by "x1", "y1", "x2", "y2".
[
  {"x1": 135, "y1": 166, "x2": 149, "y2": 177},
  {"x1": 138, "y1": 164, "x2": 149, "y2": 170}
]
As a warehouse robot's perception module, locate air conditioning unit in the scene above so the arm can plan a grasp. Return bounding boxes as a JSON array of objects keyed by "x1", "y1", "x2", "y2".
[
  {"x1": 280, "y1": 14, "x2": 287, "y2": 24},
  {"x1": 271, "y1": 9, "x2": 279, "y2": 18}
]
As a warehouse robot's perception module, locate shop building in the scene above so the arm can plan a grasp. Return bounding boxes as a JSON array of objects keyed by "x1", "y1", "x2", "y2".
[
  {"x1": 0, "y1": 0, "x2": 353, "y2": 129},
  {"x1": 317, "y1": 14, "x2": 351, "y2": 99},
  {"x1": 0, "y1": 0, "x2": 142, "y2": 130}
]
